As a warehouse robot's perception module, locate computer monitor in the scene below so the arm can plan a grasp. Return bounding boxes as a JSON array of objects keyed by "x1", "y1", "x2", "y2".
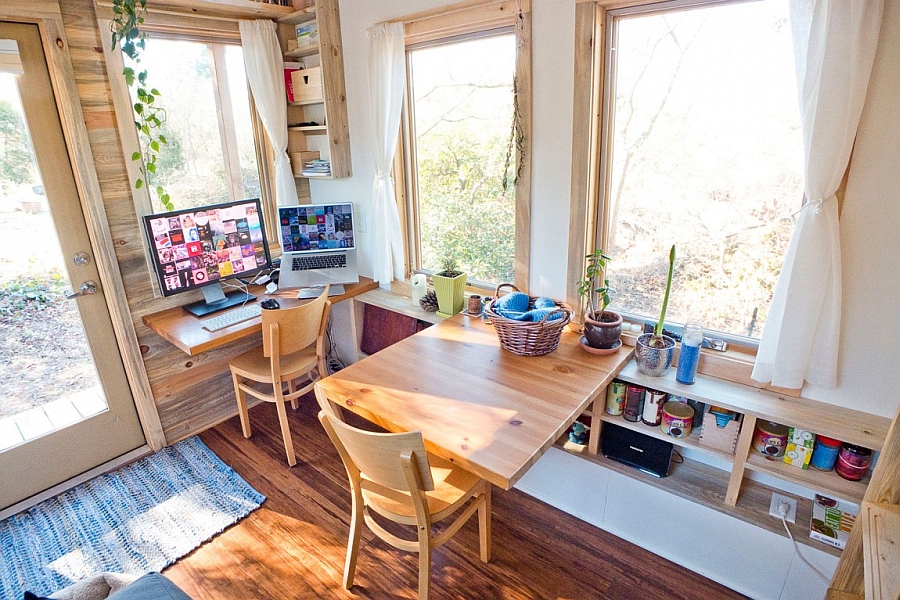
[
  {"x1": 143, "y1": 198, "x2": 272, "y2": 316},
  {"x1": 276, "y1": 202, "x2": 359, "y2": 296}
]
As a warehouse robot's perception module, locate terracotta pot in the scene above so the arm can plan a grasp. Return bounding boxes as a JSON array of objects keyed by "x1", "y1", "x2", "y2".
[{"x1": 582, "y1": 310, "x2": 622, "y2": 349}]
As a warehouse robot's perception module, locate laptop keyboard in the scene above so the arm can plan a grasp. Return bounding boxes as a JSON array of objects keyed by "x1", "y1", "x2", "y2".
[{"x1": 291, "y1": 253, "x2": 347, "y2": 271}]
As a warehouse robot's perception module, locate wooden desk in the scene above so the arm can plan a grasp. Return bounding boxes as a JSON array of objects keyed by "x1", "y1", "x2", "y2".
[
  {"x1": 143, "y1": 278, "x2": 378, "y2": 356},
  {"x1": 316, "y1": 313, "x2": 631, "y2": 490}
]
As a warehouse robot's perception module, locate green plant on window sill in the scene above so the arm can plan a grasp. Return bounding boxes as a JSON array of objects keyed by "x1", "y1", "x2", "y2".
[
  {"x1": 649, "y1": 244, "x2": 676, "y2": 348},
  {"x1": 576, "y1": 249, "x2": 622, "y2": 350},
  {"x1": 109, "y1": 0, "x2": 173, "y2": 211}
]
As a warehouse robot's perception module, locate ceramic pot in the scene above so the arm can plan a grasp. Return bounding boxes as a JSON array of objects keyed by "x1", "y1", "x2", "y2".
[
  {"x1": 635, "y1": 333, "x2": 676, "y2": 376},
  {"x1": 432, "y1": 272, "x2": 466, "y2": 317},
  {"x1": 582, "y1": 310, "x2": 623, "y2": 349}
]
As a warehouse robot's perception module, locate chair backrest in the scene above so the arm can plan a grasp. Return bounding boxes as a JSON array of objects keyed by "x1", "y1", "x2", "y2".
[
  {"x1": 262, "y1": 286, "x2": 330, "y2": 358},
  {"x1": 318, "y1": 410, "x2": 435, "y2": 492}
]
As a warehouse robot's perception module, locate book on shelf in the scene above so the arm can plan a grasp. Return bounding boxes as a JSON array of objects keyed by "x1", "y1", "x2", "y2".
[
  {"x1": 301, "y1": 158, "x2": 331, "y2": 177},
  {"x1": 283, "y1": 61, "x2": 304, "y2": 103},
  {"x1": 296, "y1": 21, "x2": 319, "y2": 48}
]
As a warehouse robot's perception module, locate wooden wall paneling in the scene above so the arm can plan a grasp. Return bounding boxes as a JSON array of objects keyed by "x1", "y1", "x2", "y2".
[
  {"x1": 316, "y1": 0, "x2": 351, "y2": 178},
  {"x1": 513, "y1": 4, "x2": 531, "y2": 292}
]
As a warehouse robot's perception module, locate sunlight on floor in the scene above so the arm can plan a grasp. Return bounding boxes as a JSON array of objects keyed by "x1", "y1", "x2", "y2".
[{"x1": 0, "y1": 386, "x2": 106, "y2": 451}]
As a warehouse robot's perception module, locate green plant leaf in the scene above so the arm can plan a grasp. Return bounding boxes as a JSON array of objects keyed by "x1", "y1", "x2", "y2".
[
  {"x1": 131, "y1": 151, "x2": 141, "y2": 161},
  {"x1": 135, "y1": 178, "x2": 144, "y2": 189}
]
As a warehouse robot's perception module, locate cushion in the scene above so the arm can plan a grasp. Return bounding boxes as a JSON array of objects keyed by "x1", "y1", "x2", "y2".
[{"x1": 106, "y1": 574, "x2": 191, "y2": 600}]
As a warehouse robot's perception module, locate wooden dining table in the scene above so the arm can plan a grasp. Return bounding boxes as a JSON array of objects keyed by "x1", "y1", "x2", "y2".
[{"x1": 315, "y1": 311, "x2": 630, "y2": 490}]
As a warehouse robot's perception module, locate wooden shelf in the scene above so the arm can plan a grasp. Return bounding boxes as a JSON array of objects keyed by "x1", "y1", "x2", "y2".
[
  {"x1": 289, "y1": 97, "x2": 324, "y2": 107},
  {"x1": 595, "y1": 411, "x2": 737, "y2": 463},
  {"x1": 277, "y1": 6, "x2": 316, "y2": 24},
  {"x1": 143, "y1": 0, "x2": 294, "y2": 19},
  {"x1": 861, "y1": 501, "x2": 900, "y2": 600},
  {"x1": 554, "y1": 437, "x2": 842, "y2": 557},
  {"x1": 288, "y1": 125, "x2": 327, "y2": 132},
  {"x1": 284, "y1": 46, "x2": 320, "y2": 60},
  {"x1": 354, "y1": 288, "x2": 445, "y2": 326},
  {"x1": 744, "y1": 452, "x2": 869, "y2": 504},
  {"x1": 616, "y1": 360, "x2": 890, "y2": 451}
]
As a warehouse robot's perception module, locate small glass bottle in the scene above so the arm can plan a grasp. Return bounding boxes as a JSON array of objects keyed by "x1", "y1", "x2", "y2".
[{"x1": 676, "y1": 322, "x2": 704, "y2": 385}]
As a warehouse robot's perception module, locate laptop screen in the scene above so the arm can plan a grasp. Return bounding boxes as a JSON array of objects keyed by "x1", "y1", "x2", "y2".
[{"x1": 278, "y1": 203, "x2": 355, "y2": 254}]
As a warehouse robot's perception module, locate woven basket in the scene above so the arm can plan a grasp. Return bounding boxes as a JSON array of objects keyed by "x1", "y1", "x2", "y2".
[{"x1": 484, "y1": 283, "x2": 573, "y2": 356}]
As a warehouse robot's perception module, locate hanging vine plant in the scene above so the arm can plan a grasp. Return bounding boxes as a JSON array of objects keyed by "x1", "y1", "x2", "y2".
[{"x1": 109, "y1": 0, "x2": 173, "y2": 211}]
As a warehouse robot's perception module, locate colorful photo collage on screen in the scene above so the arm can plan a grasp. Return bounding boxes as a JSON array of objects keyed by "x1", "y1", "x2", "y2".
[
  {"x1": 279, "y1": 204, "x2": 354, "y2": 253},
  {"x1": 148, "y1": 203, "x2": 267, "y2": 294}
]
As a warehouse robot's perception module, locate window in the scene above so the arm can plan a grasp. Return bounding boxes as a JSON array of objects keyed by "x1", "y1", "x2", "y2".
[
  {"x1": 124, "y1": 39, "x2": 261, "y2": 210},
  {"x1": 586, "y1": 0, "x2": 803, "y2": 342},
  {"x1": 399, "y1": 2, "x2": 531, "y2": 290}
]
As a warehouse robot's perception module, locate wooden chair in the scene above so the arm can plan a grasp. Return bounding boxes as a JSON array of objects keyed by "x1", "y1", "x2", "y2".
[
  {"x1": 315, "y1": 402, "x2": 491, "y2": 600},
  {"x1": 229, "y1": 287, "x2": 331, "y2": 466}
]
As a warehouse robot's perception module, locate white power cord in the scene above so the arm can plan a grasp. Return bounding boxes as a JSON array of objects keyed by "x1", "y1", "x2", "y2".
[{"x1": 778, "y1": 502, "x2": 829, "y2": 582}]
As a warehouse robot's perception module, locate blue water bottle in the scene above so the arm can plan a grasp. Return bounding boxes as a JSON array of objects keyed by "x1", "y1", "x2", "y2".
[{"x1": 676, "y1": 322, "x2": 703, "y2": 385}]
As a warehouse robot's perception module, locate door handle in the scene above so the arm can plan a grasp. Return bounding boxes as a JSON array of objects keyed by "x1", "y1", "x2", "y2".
[{"x1": 66, "y1": 281, "x2": 98, "y2": 299}]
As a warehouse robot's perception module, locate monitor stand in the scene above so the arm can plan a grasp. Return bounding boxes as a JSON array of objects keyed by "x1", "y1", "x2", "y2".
[
  {"x1": 297, "y1": 284, "x2": 345, "y2": 299},
  {"x1": 183, "y1": 283, "x2": 256, "y2": 317}
]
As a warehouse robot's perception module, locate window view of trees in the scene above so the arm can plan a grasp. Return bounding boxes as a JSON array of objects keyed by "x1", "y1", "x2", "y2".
[
  {"x1": 604, "y1": 0, "x2": 802, "y2": 340},
  {"x1": 408, "y1": 34, "x2": 517, "y2": 285},
  {"x1": 127, "y1": 41, "x2": 261, "y2": 211}
]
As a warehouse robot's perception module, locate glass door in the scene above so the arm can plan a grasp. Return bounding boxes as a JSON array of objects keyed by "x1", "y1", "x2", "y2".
[{"x1": 0, "y1": 22, "x2": 145, "y2": 511}]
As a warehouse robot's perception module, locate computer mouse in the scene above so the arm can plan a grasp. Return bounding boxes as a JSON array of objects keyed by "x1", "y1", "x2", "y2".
[{"x1": 261, "y1": 299, "x2": 280, "y2": 310}]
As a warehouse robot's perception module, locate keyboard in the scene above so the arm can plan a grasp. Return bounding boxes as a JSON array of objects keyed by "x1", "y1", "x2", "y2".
[
  {"x1": 201, "y1": 303, "x2": 262, "y2": 331},
  {"x1": 291, "y1": 253, "x2": 346, "y2": 271}
]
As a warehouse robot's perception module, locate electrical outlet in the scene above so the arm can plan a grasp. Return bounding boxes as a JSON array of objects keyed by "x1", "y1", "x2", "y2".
[
  {"x1": 356, "y1": 208, "x2": 367, "y2": 233},
  {"x1": 768, "y1": 492, "x2": 797, "y2": 524}
]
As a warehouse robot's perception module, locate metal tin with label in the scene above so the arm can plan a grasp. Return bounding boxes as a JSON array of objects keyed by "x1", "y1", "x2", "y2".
[
  {"x1": 752, "y1": 421, "x2": 789, "y2": 459},
  {"x1": 660, "y1": 401, "x2": 694, "y2": 438},
  {"x1": 605, "y1": 380, "x2": 627, "y2": 416},
  {"x1": 623, "y1": 385, "x2": 645, "y2": 422},
  {"x1": 641, "y1": 389, "x2": 667, "y2": 426}
]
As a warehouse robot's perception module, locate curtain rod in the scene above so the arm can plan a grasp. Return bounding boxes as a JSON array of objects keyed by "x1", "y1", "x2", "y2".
[{"x1": 386, "y1": 0, "x2": 527, "y2": 25}]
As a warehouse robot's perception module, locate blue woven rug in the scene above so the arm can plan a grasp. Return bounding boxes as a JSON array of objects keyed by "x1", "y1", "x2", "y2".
[{"x1": 0, "y1": 437, "x2": 265, "y2": 599}]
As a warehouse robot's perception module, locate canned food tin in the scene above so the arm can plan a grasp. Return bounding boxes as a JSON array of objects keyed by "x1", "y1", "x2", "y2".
[
  {"x1": 624, "y1": 385, "x2": 645, "y2": 422},
  {"x1": 835, "y1": 444, "x2": 872, "y2": 481},
  {"x1": 605, "y1": 381, "x2": 627, "y2": 416},
  {"x1": 809, "y1": 435, "x2": 841, "y2": 471},
  {"x1": 660, "y1": 401, "x2": 694, "y2": 438},
  {"x1": 641, "y1": 389, "x2": 667, "y2": 426},
  {"x1": 752, "y1": 421, "x2": 789, "y2": 459}
]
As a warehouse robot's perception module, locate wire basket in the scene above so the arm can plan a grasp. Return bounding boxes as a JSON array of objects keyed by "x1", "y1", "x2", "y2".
[{"x1": 484, "y1": 284, "x2": 573, "y2": 356}]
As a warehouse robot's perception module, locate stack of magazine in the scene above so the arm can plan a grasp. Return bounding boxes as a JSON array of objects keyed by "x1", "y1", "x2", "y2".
[{"x1": 301, "y1": 158, "x2": 331, "y2": 177}]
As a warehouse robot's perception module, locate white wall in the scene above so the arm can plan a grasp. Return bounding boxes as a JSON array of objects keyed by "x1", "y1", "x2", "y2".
[
  {"x1": 310, "y1": 1, "x2": 900, "y2": 595},
  {"x1": 314, "y1": 0, "x2": 900, "y2": 419}
]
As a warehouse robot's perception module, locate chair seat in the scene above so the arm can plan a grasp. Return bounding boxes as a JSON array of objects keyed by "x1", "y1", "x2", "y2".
[
  {"x1": 230, "y1": 344, "x2": 318, "y2": 383},
  {"x1": 363, "y1": 453, "x2": 483, "y2": 518}
]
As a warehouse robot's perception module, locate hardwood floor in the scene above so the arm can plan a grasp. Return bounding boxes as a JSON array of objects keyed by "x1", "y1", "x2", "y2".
[{"x1": 164, "y1": 395, "x2": 748, "y2": 599}]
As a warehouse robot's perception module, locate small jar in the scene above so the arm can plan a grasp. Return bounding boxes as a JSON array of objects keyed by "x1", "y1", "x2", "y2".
[
  {"x1": 641, "y1": 389, "x2": 667, "y2": 426},
  {"x1": 809, "y1": 436, "x2": 841, "y2": 471},
  {"x1": 835, "y1": 444, "x2": 872, "y2": 481}
]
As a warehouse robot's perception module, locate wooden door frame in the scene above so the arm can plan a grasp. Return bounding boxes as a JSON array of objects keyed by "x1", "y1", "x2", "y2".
[{"x1": 0, "y1": 1, "x2": 165, "y2": 450}]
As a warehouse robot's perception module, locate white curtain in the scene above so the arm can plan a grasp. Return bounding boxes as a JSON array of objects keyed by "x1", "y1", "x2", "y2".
[
  {"x1": 752, "y1": 0, "x2": 883, "y2": 389},
  {"x1": 367, "y1": 22, "x2": 406, "y2": 283},
  {"x1": 239, "y1": 20, "x2": 298, "y2": 207}
]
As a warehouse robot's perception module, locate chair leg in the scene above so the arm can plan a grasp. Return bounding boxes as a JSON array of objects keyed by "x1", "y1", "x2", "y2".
[
  {"x1": 288, "y1": 379, "x2": 299, "y2": 410},
  {"x1": 231, "y1": 371, "x2": 252, "y2": 439},
  {"x1": 478, "y1": 481, "x2": 492, "y2": 563},
  {"x1": 274, "y1": 393, "x2": 296, "y2": 467},
  {"x1": 343, "y1": 491, "x2": 364, "y2": 589},
  {"x1": 417, "y1": 521, "x2": 432, "y2": 600}
]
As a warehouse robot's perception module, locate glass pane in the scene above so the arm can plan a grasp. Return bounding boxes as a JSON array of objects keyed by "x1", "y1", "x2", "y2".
[
  {"x1": 225, "y1": 45, "x2": 262, "y2": 200},
  {"x1": 0, "y1": 68, "x2": 107, "y2": 449},
  {"x1": 127, "y1": 41, "x2": 260, "y2": 209},
  {"x1": 409, "y1": 34, "x2": 517, "y2": 285},
  {"x1": 606, "y1": 0, "x2": 803, "y2": 339}
]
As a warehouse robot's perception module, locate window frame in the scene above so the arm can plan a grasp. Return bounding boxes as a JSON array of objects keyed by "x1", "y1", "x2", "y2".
[
  {"x1": 569, "y1": 0, "x2": 809, "y2": 390},
  {"x1": 96, "y1": 9, "x2": 275, "y2": 297},
  {"x1": 393, "y1": 0, "x2": 532, "y2": 292}
]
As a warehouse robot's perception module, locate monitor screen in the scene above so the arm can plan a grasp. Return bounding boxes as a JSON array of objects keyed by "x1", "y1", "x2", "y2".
[
  {"x1": 144, "y1": 198, "x2": 272, "y2": 297},
  {"x1": 278, "y1": 202, "x2": 355, "y2": 254}
]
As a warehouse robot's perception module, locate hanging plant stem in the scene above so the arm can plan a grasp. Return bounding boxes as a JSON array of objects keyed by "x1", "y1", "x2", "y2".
[{"x1": 109, "y1": 0, "x2": 173, "y2": 211}]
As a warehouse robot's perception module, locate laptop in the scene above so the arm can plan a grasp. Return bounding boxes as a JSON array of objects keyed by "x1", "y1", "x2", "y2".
[
  {"x1": 601, "y1": 422, "x2": 674, "y2": 478},
  {"x1": 276, "y1": 202, "x2": 359, "y2": 296}
]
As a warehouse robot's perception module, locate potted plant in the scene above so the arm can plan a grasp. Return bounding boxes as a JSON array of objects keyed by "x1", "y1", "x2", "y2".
[
  {"x1": 635, "y1": 245, "x2": 677, "y2": 376},
  {"x1": 431, "y1": 257, "x2": 466, "y2": 318},
  {"x1": 576, "y1": 249, "x2": 622, "y2": 349}
]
